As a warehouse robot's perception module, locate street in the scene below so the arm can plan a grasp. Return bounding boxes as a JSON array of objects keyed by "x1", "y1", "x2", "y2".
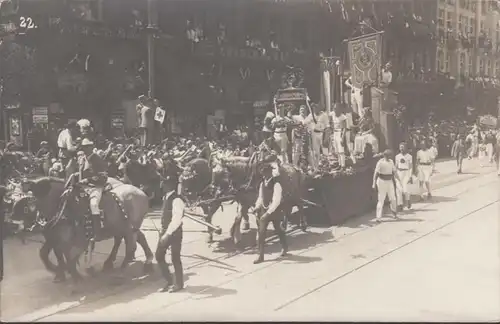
[{"x1": 2, "y1": 159, "x2": 499, "y2": 322}]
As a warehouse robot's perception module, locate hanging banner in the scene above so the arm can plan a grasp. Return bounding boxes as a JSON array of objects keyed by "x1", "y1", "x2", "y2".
[
  {"x1": 347, "y1": 32, "x2": 382, "y2": 89},
  {"x1": 320, "y1": 56, "x2": 339, "y2": 114}
]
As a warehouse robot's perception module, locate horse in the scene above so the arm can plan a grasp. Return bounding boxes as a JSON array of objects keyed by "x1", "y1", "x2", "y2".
[
  {"x1": 21, "y1": 176, "x2": 154, "y2": 283},
  {"x1": 178, "y1": 145, "x2": 308, "y2": 246}
]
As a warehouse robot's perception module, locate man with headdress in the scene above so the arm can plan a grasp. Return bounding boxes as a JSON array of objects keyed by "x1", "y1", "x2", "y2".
[
  {"x1": 77, "y1": 118, "x2": 94, "y2": 141},
  {"x1": 78, "y1": 138, "x2": 108, "y2": 241}
]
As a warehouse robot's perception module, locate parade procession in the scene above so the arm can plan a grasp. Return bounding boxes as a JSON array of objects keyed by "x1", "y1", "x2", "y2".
[{"x1": 1, "y1": 0, "x2": 500, "y2": 321}]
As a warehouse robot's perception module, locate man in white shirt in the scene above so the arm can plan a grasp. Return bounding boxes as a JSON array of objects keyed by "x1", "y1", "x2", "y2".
[
  {"x1": 330, "y1": 107, "x2": 347, "y2": 168},
  {"x1": 395, "y1": 142, "x2": 413, "y2": 210},
  {"x1": 252, "y1": 163, "x2": 287, "y2": 264},
  {"x1": 291, "y1": 105, "x2": 310, "y2": 166},
  {"x1": 308, "y1": 103, "x2": 329, "y2": 170},
  {"x1": 372, "y1": 149, "x2": 400, "y2": 222},
  {"x1": 271, "y1": 108, "x2": 290, "y2": 164},
  {"x1": 155, "y1": 168, "x2": 185, "y2": 293},
  {"x1": 345, "y1": 76, "x2": 363, "y2": 118},
  {"x1": 57, "y1": 121, "x2": 78, "y2": 179}
]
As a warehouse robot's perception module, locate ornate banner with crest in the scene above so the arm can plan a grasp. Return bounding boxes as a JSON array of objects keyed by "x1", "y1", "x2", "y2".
[{"x1": 347, "y1": 32, "x2": 382, "y2": 89}]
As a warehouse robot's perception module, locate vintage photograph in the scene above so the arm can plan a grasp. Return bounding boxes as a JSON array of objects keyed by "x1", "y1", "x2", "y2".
[{"x1": 0, "y1": 0, "x2": 499, "y2": 321}]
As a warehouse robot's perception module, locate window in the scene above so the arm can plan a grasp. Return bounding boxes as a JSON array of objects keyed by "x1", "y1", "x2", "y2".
[
  {"x1": 482, "y1": 1, "x2": 487, "y2": 14},
  {"x1": 446, "y1": 11, "x2": 454, "y2": 30},
  {"x1": 470, "y1": 18, "x2": 476, "y2": 34},
  {"x1": 460, "y1": 52, "x2": 466, "y2": 73},
  {"x1": 496, "y1": 61, "x2": 500, "y2": 77},
  {"x1": 446, "y1": 53, "x2": 451, "y2": 72},
  {"x1": 438, "y1": 9, "x2": 445, "y2": 27},
  {"x1": 480, "y1": 58, "x2": 485, "y2": 75},
  {"x1": 480, "y1": 21, "x2": 485, "y2": 34},
  {"x1": 486, "y1": 59, "x2": 492, "y2": 76},
  {"x1": 447, "y1": 0, "x2": 455, "y2": 5},
  {"x1": 459, "y1": 0, "x2": 466, "y2": 8},
  {"x1": 68, "y1": 0, "x2": 102, "y2": 22},
  {"x1": 438, "y1": 49, "x2": 445, "y2": 72},
  {"x1": 468, "y1": 55, "x2": 473, "y2": 74}
]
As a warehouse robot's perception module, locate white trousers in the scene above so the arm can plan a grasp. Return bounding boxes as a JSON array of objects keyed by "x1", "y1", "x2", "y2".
[
  {"x1": 274, "y1": 133, "x2": 289, "y2": 163},
  {"x1": 376, "y1": 178, "x2": 397, "y2": 219},
  {"x1": 487, "y1": 143, "x2": 494, "y2": 162},
  {"x1": 85, "y1": 187, "x2": 103, "y2": 215},
  {"x1": 396, "y1": 169, "x2": 412, "y2": 205},
  {"x1": 310, "y1": 131, "x2": 323, "y2": 170},
  {"x1": 351, "y1": 89, "x2": 363, "y2": 117}
]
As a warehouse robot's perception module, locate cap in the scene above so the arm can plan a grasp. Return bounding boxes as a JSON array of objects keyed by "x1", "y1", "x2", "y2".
[{"x1": 80, "y1": 138, "x2": 94, "y2": 146}]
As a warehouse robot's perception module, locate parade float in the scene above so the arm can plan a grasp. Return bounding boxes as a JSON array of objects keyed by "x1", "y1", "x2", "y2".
[{"x1": 272, "y1": 65, "x2": 379, "y2": 226}]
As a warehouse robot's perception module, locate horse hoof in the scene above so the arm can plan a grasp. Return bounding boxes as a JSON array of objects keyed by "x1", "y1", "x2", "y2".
[
  {"x1": 280, "y1": 221, "x2": 287, "y2": 232},
  {"x1": 102, "y1": 262, "x2": 114, "y2": 273},
  {"x1": 143, "y1": 262, "x2": 154, "y2": 274},
  {"x1": 242, "y1": 222, "x2": 250, "y2": 231},
  {"x1": 206, "y1": 235, "x2": 214, "y2": 244},
  {"x1": 253, "y1": 257, "x2": 264, "y2": 264},
  {"x1": 86, "y1": 266, "x2": 97, "y2": 277},
  {"x1": 280, "y1": 250, "x2": 289, "y2": 258},
  {"x1": 53, "y1": 274, "x2": 66, "y2": 283}
]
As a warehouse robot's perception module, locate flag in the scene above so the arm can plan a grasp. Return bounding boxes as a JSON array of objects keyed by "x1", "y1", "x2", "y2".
[
  {"x1": 347, "y1": 32, "x2": 382, "y2": 89},
  {"x1": 319, "y1": 56, "x2": 339, "y2": 115}
]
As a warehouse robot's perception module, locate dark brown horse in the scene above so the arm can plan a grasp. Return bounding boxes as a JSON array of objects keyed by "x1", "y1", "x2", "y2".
[
  {"x1": 178, "y1": 148, "x2": 308, "y2": 246},
  {"x1": 21, "y1": 176, "x2": 154, "y2": 283}
]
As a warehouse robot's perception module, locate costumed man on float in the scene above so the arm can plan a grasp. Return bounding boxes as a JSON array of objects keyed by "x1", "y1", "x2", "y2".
[
  {"x1": 251, "y1": 162, "x2": 288, "y2": 264},
  {"x1": 290, "y1": 104, "x2": 310, "y2": 167},
  {"x1": 330, "y1": 105, "x2": 348, "y2": 169},
  {"x1": 373, "y1": 149, "x2": 400, "y2": 223},
  {"x1": 78, "y1": 138, "x2": 109, "y2": 242},
  {"x1": 271, "y1": 98, "x2": 290, "y2": 163},
  {"x1": 308, "y1": 102, "x2": 329, "y2": 171},
  {"x1": 345, "y1": 75, "x2": 363, "y2": 119},
  {"x1": 155, "y1": 165, "x2": 185, "y2": 293},
  {"x1": 57, "y1": 121, "x2": 79, "y2": 179}
]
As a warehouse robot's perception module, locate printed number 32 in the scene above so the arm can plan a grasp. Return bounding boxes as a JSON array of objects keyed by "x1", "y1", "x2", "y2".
[{"x1": 20, "y1": 16, "x2": 35, "y2": 29}]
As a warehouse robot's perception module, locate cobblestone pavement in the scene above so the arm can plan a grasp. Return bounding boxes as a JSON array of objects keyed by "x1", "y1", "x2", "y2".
[{"x1": 2, "y1": 158, "x2": 498, "y2": 322}]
